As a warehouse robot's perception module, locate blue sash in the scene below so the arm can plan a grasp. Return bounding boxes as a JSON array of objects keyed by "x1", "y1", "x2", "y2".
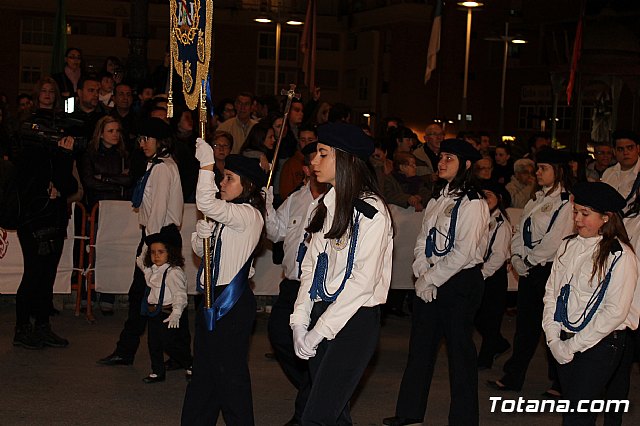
[
  {"x1": 140, "y1": 267, "x2": 169, "y2": 317},
  {"x1": 523, "y1": 192, "x2": 569, "y2": 249},
  {"x1": 296, "y1": 231, "x2": 309, "y2": 279},
  {"x1": 425, "y1": 196, "x2": 463, "y2": 258},
  {"x1": 625, "y1": 172, "x2": 640, "y2": 203},
  {"x1": 554, "y1": 252, "x2": 622, "y2": 332},
  {"x1": 202, "y1": 258, "x2": 252, "y2": 332},
  {"x1": 131, "y1": 159, "x2": 163, "y2": 208},
  {"x1": 309, "y1": 213, "x2": 361, "y2": 302},
  {"x1": 483, "y1": 214, "x2": 504, "y2": 262}
]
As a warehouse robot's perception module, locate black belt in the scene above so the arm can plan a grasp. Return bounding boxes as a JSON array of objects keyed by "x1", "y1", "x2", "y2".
[
  {"x1": 560, "y1": 328, "x2": 628, "y2": 342},
  {"x1": 147, "y1": 304, "x2": 172, "y2": 314}
]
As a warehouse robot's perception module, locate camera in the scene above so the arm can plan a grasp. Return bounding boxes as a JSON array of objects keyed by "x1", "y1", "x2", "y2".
[{"x1": 20, "y1": 116, "x2": 88, "y2": 152}]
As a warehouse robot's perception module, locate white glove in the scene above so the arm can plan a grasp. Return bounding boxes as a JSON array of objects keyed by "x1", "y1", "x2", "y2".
[
  {"x1": 548, "y1": 339, "x2": 574, "y2": 364},
  {"x1": 304, "y1": 328, "x2": 324, "y2": 353},
  {"x1": 292, "y1": 324, "x2": 315, "y2": 360},
  {"x1": 196, "y1": 219, "x2": 215, "y2": 239},
  {"x1": 262, "y1": 186, "x2": 274, "y2": 208},
  {"x1": 163, "y1": 311, "x2": 181, "y2": 329},
  {"x1": 511, "y1": 255, "x2": 529, "y2": 277},
  {"x1": 415, "y1": 275, "x2": 437, "y2": 303},
  {"x1": 195, "y1": 137, "x2": 215, "y2": 167}
]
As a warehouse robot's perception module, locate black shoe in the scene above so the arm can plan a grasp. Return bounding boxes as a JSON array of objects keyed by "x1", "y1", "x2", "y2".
[
  {"x1": 97, "y1": 353, "x2": 133, "y2": 366},
  {"x1": 382, "y1": 416, "x2": 423, "y2": 426},
  {"x1": 13, "y1": 324, "x2": 44, "y2": 350},
  {"x1": 100, "y1": 308, "x2": 114, "y2": 316},
  {"x1": 35, "y1": 323, "x2": 69, "y2": 348},
  {"x1": 486, "y1": 380, "x2": 519, "y2": 392},
  {"x1": 143, "y1": 373, "x2": 165, "y2": 384}
]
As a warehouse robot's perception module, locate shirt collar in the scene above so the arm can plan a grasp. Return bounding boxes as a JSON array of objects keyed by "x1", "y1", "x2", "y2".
[{"x1": 151, "y1": 263, "x2": 170, "y2": 273}]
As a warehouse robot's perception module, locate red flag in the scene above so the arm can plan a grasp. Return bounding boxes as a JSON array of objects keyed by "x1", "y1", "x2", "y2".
[
  {"x1": 301, "y1": 0, "x2": 317, "y2": 91},
  {"x1": 424, "y1": 0, "x2": 442, "y2": 84},
  {"x1": 566, "y1": 15, "x2": 583, "y2": 105}
]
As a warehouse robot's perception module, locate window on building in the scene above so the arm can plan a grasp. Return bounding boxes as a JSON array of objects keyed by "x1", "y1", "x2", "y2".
[
  {"x1": 518, "y1": 104, "x2": 574, "y2": 131},
  {"x1": 258, "y1": 32, "x2": 299, "y2": 62},
  {"x1": 67, "y1": 17, "x2": 116, "y2": 37},
  {"x1": 358, "y1": 76, "x2": 368, "y2": 101},
  {"x1": 21, "y1": 17, "x2": 54, "y2": 46},
  {"x1": 21, "y1": 65, "x2": 42, "y2": 86},
  {"x1": 256, "y1": 67, "x2": 298, "y2": 96}
]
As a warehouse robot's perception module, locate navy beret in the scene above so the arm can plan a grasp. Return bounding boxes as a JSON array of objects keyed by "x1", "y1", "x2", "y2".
[
  {"x1": 572, "y1": 182, "x2": 626, "y2": 213},
  {"x1": 138, "y1": 118, "x2": 171, "y2": 139},
  {"x1": 478, "y1": 178, "x2": 511, "y2": 207},
  {"x1": 536, "y1": 147, "x2": 570, "y2": 165},
  {"x1": 612, "y1": 130, "x2": 639, "y2": 145},
  {"x1": 440, "y1": 138, "x2": 482, "y2": 162},
  {"x1": 301, "y1": 141, "x2": 318, "y2": 157},
  {"x1": 145, "y1": 229, "x2": 182, "y2": 249},
  {"x1": 225, "y1": 154, "x2": 267, "y2": 188},
  {"x1": 317, "y1": 122, "x2": 374, "y2": 160}
]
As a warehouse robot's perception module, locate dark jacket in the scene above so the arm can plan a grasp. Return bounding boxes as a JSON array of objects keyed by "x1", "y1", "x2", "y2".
[{"x1": 80, "y1": 143, "x2": 133, "y2": 207}]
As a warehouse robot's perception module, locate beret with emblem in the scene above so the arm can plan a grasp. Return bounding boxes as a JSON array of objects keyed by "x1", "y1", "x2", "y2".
[
  {"x1": 317, "y1": 122, "x2": 374, "y2": 160},
  {"x1": 440, "y1": 138, "x2": 482, "y2": 162},
  {"x1": 225, "y1": 154, "x2": 267, "y2": 188},
  {"x1": 536, "y1": 147, "x2": 570, "y2": 165},
  {"x1": 572, "y1": 181, "x2": 626, "y2": 213}
]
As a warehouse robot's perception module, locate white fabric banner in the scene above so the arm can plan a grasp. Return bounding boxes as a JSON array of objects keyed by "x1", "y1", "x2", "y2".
[{"x1": 0, "y1": 208, "x2": 75, "y2": 294}]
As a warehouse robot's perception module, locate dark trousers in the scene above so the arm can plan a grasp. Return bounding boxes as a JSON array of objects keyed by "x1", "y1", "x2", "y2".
[
  {"x1": 475, "y1": 264, "x2": 510, "y2": 367},
  {"x1": 147, "y1": 310, "x2": 192, "y2": 376},
  {"x1": 114, "y1": 224, "x2": 182, "y2": 361},
  {"x1": 267, "y1": 279, "x2": 310, "y2": 422},
  {"x1": 395, "y1": 266, "x2": 484, "y2": 426},
  {"x1": 181, "y1": 285, "x2": 256, "y2": 426},
  {"x1": 603, "y1": 330, "x2": 635, "y2": 426},
  {"x1": 500, "y1": 263, "x2": 559, "y2": 391},
  {"x1": 16, "y1": 227, "x2": 64, "y2": 326},
  {"x1": 302, "y1": 302, "x2": 380, "y2": 425},
  {"x1": 558, "y1": 331, "x2": 627, "y2": 426}
]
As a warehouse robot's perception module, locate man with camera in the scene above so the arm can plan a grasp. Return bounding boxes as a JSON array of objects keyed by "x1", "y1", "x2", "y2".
[{"x1": 11, "y1": 125, "x2": 78, "y2": 349}]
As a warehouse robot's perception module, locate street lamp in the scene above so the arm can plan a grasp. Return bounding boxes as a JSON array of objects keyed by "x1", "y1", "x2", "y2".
[
  {"x1": 494, "y1": 23, "x2": 527, "y2": 138},
  {"x1": 255, "y1": 16, "x2": 303, "y2": 95},
  {"x1": 457, "y1": 1, "x2": 483, "y2": 131}
]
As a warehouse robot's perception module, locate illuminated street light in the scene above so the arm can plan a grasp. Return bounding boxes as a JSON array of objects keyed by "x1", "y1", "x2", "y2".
[{"x1": 457, "y1": 1, "x2": 483, "y2": 130}]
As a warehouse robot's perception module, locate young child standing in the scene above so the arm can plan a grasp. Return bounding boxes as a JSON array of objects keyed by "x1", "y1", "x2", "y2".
[{"x1": 137, "y1": 230, "x2": 192, "y2": 384}]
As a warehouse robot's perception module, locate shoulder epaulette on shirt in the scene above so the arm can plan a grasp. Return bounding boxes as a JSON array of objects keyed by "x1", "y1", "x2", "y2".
[
  {"x1": 354, "y1": 198, "x2": 378, "y2": 219},
  {"x1": 610, "y1": 239, "x2": 623, "y2": 254},
  {"x1": 466, "y1": 190, "x2": 480, "y2": 200},
  {"x1": 560, "y1": 191, "x2": 570, "y2": 201}
]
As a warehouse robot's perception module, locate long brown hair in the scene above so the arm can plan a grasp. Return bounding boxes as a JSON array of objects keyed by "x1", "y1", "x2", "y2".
[
  {"x1": 307, "y1": 148, "x2": 391, "y2": 240},
  {"x1": 90, "y1": 115, "x2": 127, "y2": 158},
  {"x1": 559, "y1": 211, "x2": 632, "y2": 284}
]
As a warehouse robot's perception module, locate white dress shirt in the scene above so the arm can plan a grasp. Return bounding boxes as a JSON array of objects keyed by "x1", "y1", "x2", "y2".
[
  {"x1": 413, "y1": 185, "x2": 490, "y2": 287},
  {"x1": 265, "y1": 183, "x2": 321, "y2": 280},
  {"x1": 601, "y1": 160, "x2": 640, "y2": 211},
  {"x1": 542, "y1": 236, "x2": 639, "y2": 355},
  {"x1": 138, "y1": 156, "x2": 184, "y2": 235},
  {"x1": 136, "y1": 261, "x2": 188, "y2": 316},
  {"x1": 192, "y1": 169, "x2": 264, "y2": 286},
  {"x1": 290, "y1": 188, "x2": 393, "y2": 340},
  {"x1": 482, "y1": 210, "x2": 512, "y2": 280},
  {"x1": 511, "y1": 186, "x2": 574, "y2": 266}
]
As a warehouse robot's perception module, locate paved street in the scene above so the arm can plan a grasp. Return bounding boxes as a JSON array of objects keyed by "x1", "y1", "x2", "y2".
[{"x1": 0, "y1": 297, "x2": 638, "y2": 425}]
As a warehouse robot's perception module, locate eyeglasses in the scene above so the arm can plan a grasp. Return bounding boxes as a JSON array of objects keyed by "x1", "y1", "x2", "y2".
[
  {"x1": 213, "y1": 143, "x2": 230, "y2": 149},
  {"x1": 67, "y1": 55, "x2": 82, "y2": 60},
  {"x1": 595, "y1": 150, "x2": 612, "y2": 155},
  {"x1": 137, "y1": 136, "x2": 152, "y2": 144},
  {"x1": 616, "y1": 145, "x2": 636, "y2": 153}
]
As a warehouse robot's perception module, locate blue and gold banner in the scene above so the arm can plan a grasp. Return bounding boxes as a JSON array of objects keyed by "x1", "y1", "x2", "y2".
[{"x1": 169, "y1": 0, "x2": 213, "y2": 110}]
